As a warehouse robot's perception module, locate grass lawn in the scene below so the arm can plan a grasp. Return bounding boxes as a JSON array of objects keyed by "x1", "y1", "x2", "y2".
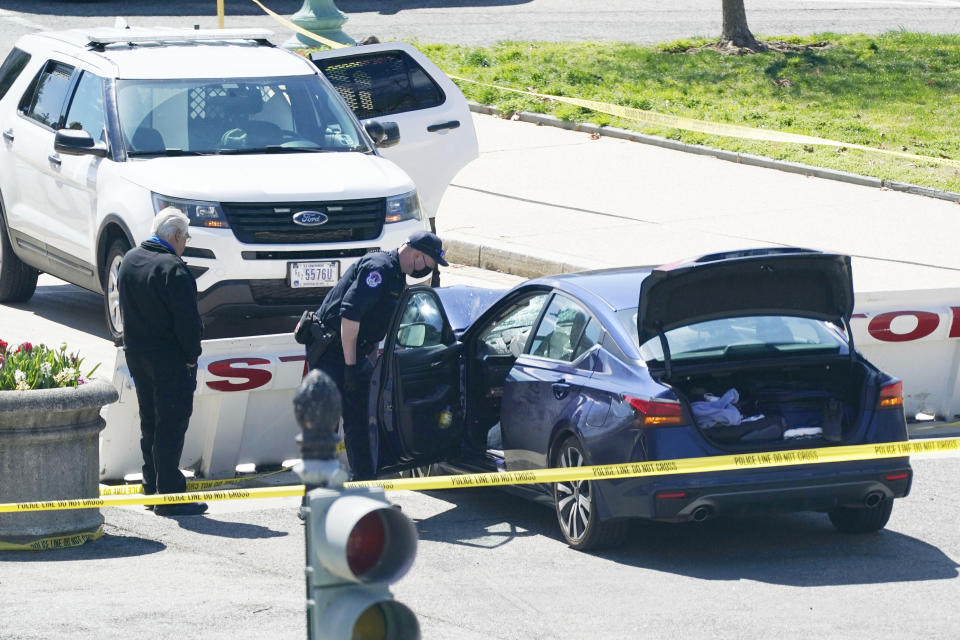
[{"x1": 413, "y1": 33, "x2": 960, "y2": 193}]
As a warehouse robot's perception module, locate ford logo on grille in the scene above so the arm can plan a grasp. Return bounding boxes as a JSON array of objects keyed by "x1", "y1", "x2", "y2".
[{"x1": 292, "y1": 210, "x2": 329, "y2": 226}]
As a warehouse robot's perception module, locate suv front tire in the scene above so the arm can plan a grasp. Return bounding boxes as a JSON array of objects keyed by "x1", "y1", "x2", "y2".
[
  {"x1": 102, "y1": 237, "x2": 130, "y2": 344},
  {"x1": 0, "y1": 203, "x2": 39, "y2": 303}
]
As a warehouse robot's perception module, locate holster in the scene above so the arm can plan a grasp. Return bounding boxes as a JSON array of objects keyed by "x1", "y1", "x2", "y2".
[{"x1": 294, "y1": 311, "x2": 338, "y2": 365}]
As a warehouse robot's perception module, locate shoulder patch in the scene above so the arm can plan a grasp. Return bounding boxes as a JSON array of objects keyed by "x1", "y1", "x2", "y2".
[{"x1": 365, "y1": 271, "x2": 382, "y2": 288}]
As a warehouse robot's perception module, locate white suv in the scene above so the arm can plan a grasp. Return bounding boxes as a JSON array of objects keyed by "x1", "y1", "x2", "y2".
[{"x1": 0, "y1": 27, "x2": 477, "y2": 341}]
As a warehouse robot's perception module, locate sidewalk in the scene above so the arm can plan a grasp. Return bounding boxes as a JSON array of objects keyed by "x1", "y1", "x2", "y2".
[{"x1": 438, "y1": 113, "x2": 960, "y2": 293}]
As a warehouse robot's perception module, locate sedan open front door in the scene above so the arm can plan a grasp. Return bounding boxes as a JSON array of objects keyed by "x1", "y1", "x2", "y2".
[{"x1": 373, "y1": 286, "x2": 465, "y2": 474}]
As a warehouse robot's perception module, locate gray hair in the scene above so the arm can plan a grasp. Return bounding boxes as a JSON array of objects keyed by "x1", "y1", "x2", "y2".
[{"x1": 152, "y1": 207, "x2": 190, "y2": 242}]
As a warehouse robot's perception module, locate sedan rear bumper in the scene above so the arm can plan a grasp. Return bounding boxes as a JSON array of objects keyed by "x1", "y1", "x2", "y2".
[{"x1": 597, "y1": 459, "x2": 912, "y2": 522}]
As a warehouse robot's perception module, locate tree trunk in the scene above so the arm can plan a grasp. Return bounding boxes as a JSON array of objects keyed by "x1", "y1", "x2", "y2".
[{"x1": 721, "y1": 0, "x2": 763, "y2": 50}]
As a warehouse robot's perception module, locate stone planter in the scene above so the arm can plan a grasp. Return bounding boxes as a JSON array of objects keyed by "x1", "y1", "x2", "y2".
[{"x1": 0, "y1": 380, "x2": 118, "y2": 546}]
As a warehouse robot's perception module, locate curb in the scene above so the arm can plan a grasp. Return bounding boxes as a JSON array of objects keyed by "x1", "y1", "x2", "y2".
[
  {"x1": 444, "y1": 233, "x2": 600, "y2": 279},
  {"x1": 468, "y1": 102, "x2": 960, "y2": 204}
]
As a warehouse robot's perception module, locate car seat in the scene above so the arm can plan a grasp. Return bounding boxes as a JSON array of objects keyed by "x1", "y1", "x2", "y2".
[{"x1": 130, "y1": 126, "x2": 165, "y2": 152}]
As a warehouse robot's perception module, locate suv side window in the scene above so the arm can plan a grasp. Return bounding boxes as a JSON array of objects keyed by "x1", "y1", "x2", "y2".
[
  {"x1": 20, "y1": 61, "x2": 75, "y2": 129},
  {"x1": 315, "y1": 51, "x2": 445, "y2": 120},
  {"x1": 64, "y1": 71, "x2": 107, "y2": 142},
  {"x1": 0, "y1": 47, "x2": 31, "y2": 102}
]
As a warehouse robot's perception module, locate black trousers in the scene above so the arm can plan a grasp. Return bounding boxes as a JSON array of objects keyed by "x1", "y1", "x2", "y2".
[
  {"x1": 309, "y1": 343, "x2": 375, "y2": 480},
  {"x1": 126, "y1": 352, "x2": 197, "y2": 495}
]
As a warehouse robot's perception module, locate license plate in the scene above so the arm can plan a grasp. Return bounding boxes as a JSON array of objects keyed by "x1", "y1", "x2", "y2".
[{"x1": 288, "y1": 261, "x2": 339, "y2": 288}]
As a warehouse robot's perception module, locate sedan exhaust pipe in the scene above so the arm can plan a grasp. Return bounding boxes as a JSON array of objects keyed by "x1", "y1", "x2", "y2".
[
  {"x1": 691, "y1": 505, "x2": 713, "y2": 522},
  {"x1": 863, "y1": 491, "x2": 884, "y2": 508}
]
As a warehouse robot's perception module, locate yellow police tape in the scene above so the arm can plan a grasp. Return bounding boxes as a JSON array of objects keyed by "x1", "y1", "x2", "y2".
[
  {"x1": 448, "y1": 74, "x2": 960, "y2": 169},
  {"x1": 0, "y1": 526, "x2": 103, "y2": 552},
  {"x1": 244, "y1": 0, "x2": 960, "y2": 168},
  {"x1": 98, "y1": 465, "x2": 295, "y2": 496},
  {"x1": 1, "y1": 437, "x2": 957, "y2": 513},
  {"x1": 248, "y1": 0, "x2": 349, "y2": 50},
  {"x1": 0, "y1": 486, "x2": 308, "y2": 514}
]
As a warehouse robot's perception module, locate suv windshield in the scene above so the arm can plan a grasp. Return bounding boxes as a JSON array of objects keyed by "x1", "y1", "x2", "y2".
[
  {"x1": 616, "y1": 309, "x2": 846, "y2": 362},
  {"x1": 116, "y1": 75, "x2": 370, "y2": 156}
]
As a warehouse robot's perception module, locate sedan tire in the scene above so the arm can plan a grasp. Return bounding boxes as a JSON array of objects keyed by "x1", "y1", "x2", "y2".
[
  {"x1": 828, "y1": 498, "x2": 894, "y2": 533},
  {"x1": 553, "y1": 436, "x2": 628, "y2": 551}
]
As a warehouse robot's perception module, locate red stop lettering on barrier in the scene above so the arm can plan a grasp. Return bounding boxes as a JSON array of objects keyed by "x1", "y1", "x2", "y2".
[
  {"x1": 867, "y1": 310, "x2": 940, "y2": 343},
  {"x1": 206, "y1": 358, "x2": 272, "y2": 392},
  {"x1": 951, "y1": 307, "x2": 960, "y2": 339}
]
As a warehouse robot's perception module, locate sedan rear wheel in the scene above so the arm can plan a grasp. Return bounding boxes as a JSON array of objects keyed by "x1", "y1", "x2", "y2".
[
  {"x1": 553, "y1": 436, "x2": 627, "y2": 551},
  {"x1": 828, "y1": 498, "x2": 894, "y2": 533}
]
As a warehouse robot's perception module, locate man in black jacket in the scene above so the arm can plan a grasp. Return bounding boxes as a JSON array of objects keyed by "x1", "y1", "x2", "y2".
[{"x1": 118, "y1": 207, "x2": 206, "y2": 516}]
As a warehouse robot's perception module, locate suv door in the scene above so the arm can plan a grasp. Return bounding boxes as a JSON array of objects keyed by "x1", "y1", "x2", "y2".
[
  {"x1": 10, "y1": 59, "x2": 76, "y2": 257},
  {"x1": 374, "y1": 286, "x2": 465, "y2": 474},
  {"x1": 311, "y1": 43, "x2": 478, "y2": 221},
  {"x1": 45, "y1": 70, "x2": 108, "y2": 275}
]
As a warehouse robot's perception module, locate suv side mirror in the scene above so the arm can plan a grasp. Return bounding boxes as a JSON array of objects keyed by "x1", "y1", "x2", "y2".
[
  {"x1": 54, "y1": 129, "x2": 108, "y2": 158},
  {"x1": 363, "y1": 120, "x2": 400, "y2": 148}
]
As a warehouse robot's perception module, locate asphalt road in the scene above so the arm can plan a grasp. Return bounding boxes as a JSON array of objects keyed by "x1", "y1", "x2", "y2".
[{"x1": 1, "y1": 0, "x2": 960, "y2": 53}]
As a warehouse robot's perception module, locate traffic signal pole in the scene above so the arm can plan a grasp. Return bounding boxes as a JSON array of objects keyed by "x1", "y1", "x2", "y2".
[{"x1": 294, "y1": 370, "x2": 419, "y2": 640}]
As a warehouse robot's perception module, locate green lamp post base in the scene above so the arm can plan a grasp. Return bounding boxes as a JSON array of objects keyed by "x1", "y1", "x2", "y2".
[{"x1": 282, "y1": 0, "x2": 356, "y2": 50}]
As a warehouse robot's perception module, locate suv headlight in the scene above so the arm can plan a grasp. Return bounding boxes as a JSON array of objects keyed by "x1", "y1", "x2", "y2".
[
  {"x1": 152, "y1": 193, "x2": 230, "y2": 229},
  {"x1": 384, "y1": 190, "x2": 422, "y2": 224}
]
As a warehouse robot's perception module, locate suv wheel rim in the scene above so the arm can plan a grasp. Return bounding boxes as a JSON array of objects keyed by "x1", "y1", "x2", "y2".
[
  {"x1": 107, "y1": 254, "x2": 123, "y2": 334},
  {"x1": 556, "y1": 444, "x2": 590, "y2": 541}
]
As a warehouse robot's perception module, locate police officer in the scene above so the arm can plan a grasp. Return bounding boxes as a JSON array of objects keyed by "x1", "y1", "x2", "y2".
[{"x1": 305, "y1": 230, "x2": 448, "y2": 480}]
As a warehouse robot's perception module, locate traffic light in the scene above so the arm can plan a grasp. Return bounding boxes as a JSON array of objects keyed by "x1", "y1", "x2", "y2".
[{"x1": 305, "y1": 486, "x2": 419, "y2": 640}]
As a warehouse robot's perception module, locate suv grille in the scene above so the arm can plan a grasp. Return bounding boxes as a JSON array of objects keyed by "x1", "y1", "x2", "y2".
[
  {"x1": 249, "y1": 279, "x2": 332, "y2": 305},
  {"x1": 221, "y1": 199, "x2": 385, "y2": 244}
]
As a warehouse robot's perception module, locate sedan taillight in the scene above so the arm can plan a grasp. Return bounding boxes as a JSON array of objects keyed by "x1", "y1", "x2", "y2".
[
  {"x1": 878, "y1": 381, "x2": 903, "y2": 409},
  {"x1": 625, "y1": 395, "x2": 685, "y2": 427}
]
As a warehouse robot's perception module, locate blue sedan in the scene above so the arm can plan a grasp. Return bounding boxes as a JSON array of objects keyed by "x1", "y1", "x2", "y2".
[{"x1": 367, "y1": 248, "x2": 912, "y2": 550}]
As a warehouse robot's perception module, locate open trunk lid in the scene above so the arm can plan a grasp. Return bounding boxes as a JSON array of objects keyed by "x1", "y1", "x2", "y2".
[{"x1": 638, "y1": 248, "x2": 855, "y2": 346}]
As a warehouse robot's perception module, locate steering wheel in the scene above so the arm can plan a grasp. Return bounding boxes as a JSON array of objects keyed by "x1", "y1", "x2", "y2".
[{"x1": 220, "y1": 127, "x2": 248, "y2": 148}]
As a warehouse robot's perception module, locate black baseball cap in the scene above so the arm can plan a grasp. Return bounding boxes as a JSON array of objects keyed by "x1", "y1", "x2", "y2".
[{"x1": 407, "y1": 230, "x2": 449, "y2": 266}]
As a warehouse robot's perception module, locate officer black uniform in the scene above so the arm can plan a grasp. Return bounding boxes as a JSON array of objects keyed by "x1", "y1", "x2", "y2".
[{"x1": 302, "y1": 230, "x2": 447, "y2": 480}]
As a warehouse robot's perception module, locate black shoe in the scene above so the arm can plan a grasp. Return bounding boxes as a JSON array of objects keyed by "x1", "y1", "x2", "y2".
[{"x1": 154, "y1": 502, "x2": 208, "y2": 516}]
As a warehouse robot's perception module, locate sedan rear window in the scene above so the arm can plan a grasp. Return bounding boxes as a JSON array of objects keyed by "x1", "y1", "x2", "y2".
[{"x1": 616, "y1": 309, "x2": 846, "y2": 362}]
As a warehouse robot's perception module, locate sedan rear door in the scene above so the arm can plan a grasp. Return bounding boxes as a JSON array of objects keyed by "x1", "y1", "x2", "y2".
[
  {"x1": 311, "y1": 42, "x2": 478, "y2": 220},
  {"x1": 503, "y1": 293, "x2": 600, "y2": 472}
]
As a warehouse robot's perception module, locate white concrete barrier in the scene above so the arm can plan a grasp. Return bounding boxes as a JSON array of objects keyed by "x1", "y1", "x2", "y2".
[
  {"x1": 100, "y1": 288, "x2": 960, "y2": 481},
  {"x1": 100, "y1": 334, "x2": 306, "y2": 481},
  {"x1": 853, "y1": 288, "x2": 960, "y2": 422}
]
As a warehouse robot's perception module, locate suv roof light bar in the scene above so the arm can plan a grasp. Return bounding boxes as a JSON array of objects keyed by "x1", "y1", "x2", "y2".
[{"x1": 87, "y1": 28, "x2": 273, "y2": 47}]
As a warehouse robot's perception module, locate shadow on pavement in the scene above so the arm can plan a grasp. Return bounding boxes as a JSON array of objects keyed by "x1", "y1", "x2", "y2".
[
  {"x1": 412, "y1": 487, "x2": 555, "y2": 549},
  {"x1": 0, "y1": 533, "x2": 165, "y2": 561},
  {"x1": 415, "y1": 489, "x2": 958, "y2": 586},
  {"x1": 0, "y1": 1, "x2": 303, "y2": 17},
  {"x1": 0, "y1": 0, "x2": 531, "y2": 17},
  {"x1": 8, "y1": 276, "x2": 298, "y2": 341},
  {"x1": 7, "y1": 281, "x2": 111, "y2": 341},
  {"x1": 600, "y1": 512, "x2": 960, "y2": 586},
  {"x1": 174, "y1": 515, "x2": 288, "y2": 539}
]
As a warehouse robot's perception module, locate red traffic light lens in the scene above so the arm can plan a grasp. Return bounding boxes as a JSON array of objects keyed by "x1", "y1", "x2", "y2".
[{"x1": 347, "y1": 511, "x2": 386, "y2": 577}]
